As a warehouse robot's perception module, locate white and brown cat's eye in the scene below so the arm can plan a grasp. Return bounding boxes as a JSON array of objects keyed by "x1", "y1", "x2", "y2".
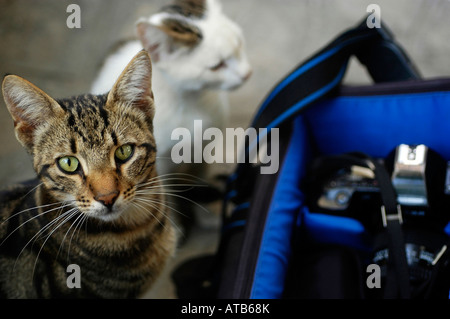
[{"x1": 210, "y1": 60, "x2": 226, "y2": 71}]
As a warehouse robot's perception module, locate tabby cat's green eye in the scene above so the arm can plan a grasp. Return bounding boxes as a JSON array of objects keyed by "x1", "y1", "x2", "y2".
[
  {"x1": 115, "y1": 144, "x2": 134, "y2": 162},
  {"x1": 58, "y1": 156, "x2": 79, "y2": 173}
]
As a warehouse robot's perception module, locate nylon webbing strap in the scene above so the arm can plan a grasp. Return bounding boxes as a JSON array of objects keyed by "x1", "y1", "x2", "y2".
[
  {"x1": 368, "y1": 158, "x2": 411, "y2": 299},
  {"x1": 309, "y1": 153, "x2": 411, "y2": 298},
  {"x1": 230, "y1": 19, "x2": 419, "y2": 183},
  {"x1": 250, "y1": 20, "x2": 419, "y2": 133}
]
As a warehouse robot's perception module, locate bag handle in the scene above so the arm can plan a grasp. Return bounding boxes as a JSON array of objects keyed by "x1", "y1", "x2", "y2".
[
  {"x1": 228, "y1": 17, "x2": 421, "y2": 186},
  {"x1": 251, "y1": 18, "x2": 420, "y2": 132}
]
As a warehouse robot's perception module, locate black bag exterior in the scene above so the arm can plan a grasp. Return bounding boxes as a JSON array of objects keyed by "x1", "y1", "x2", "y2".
[
  {"x1": 283, "y1": 244, "x2": 366, "y2": 299},
  {"x1": 171, "y1": 17, "x2": 450, "y2": 299},
  {"x1": 215, "y1": 18, "x2": 420, "y2": 299}
]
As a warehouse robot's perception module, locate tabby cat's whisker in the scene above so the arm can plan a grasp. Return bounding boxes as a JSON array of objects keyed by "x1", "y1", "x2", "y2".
[
  {"x1": 145, "y1": 172, "x2": 208, "y2": 183},
  {"x1": 0, "y1": 200, "x2": 68, "y2": 227},
  {"x1": 38, "y1": 208, "x2": 78, "y2": 252},
  {"x1": 137, "y1": 179, "x2": 208, "y2": 189},
  {"x1": 131, "y1": 201, "x2": 173, "y2": 233},
  {"x1": 134, "y1": 197, "x2": 188, "y2": 239},
  {"x1": 73, "y1": 213, "x2": 89, "y2": 242},
  {"x1": 0, "y1": 202, "x2": 75, "y2": 247},
  {"x1": 74, "y1": 213, "x2": 90, "y2": 246},
  {"x1": 32, "y1": 208, "x2": 80, "y2": 279},
  {"x1": 137, "y1": 177, "x2": 208, "y2": 190},
  {"x1": 132, "y1": 199, "x2": 184, "y2": 237},
  {"x1": 27, "y1": 205, "x2": 75, "y2": 251},
  {"x1": 34, "y1": 201, "x2": 71, "y2": 241},
  {"x1": 58, "y1": 209, "x2": 84, "y2": 262},
  {"x1": 135, "y1": 196, "x2": 188, "y2": 219},
  {"x1": 136, "y1": 186, "x2": 198, "y2": 194},
  {"x1": 136, "y1": 191, "x2": 210, "y2": 214},
  {"x1": 21, "y1": 182, "x2": 44, "y2": 200},
  {"x1": 138, "y1": 177, "x2": 203, "y2": 185},
  {"x1": 12, "y1": 205, "x2": 75, "y2": 272}
]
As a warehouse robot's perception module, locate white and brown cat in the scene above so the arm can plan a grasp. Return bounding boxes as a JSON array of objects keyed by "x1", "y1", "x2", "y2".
[{"x1": 91, "y1": 0, "x2": 252, "y2": 178}]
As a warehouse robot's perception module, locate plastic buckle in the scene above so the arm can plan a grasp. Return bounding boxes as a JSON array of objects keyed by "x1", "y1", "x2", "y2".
[{"x1": 381, "y1": 205, "x2": 403, "y2": 227}]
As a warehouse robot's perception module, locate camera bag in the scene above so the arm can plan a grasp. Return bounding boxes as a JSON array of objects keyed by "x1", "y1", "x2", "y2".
[{"x1": 172, "y1": 18, "x2": 450, "y2": 299}]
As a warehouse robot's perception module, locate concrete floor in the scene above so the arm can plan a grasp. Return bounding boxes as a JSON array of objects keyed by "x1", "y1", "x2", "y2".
[{"x1": 1, "y1": 0, "x2": 450, "y2": 299}]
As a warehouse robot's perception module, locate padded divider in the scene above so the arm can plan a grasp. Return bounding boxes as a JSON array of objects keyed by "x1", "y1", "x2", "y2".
[
  {"x1": 306, "y1": 91, "x2": 450, "y2": 160},
  {"x1": 301, "y1": 207, "x2": 372, "y2": 252},
  {"x1": 250, "y1": 116, "x2": 311, "y2": 299}
]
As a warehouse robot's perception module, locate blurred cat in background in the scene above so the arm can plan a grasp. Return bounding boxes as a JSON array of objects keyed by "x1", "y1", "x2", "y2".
[{"x1": 91, "y1": 0, "x2": 252, "y2": 178}]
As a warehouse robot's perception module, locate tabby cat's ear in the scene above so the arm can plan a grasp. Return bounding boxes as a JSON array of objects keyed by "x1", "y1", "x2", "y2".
[
  {"x1": 2, "y1": 75, "x2": 64, "y2": 150},
  {"x1": 107, "y1": 50, "x2": 155, "y2": 122},
  {"x1": 136, "y1": 14, "x2": 203, "y2": 62}
]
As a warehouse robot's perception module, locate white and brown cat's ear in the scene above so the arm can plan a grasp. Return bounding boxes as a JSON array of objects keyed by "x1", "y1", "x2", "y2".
[
  {"x1": 135, "y1": 13, "x2": 203, "y2": 62},
  {"x1": 107, "y1": 50, "x2": 155, "y2": 122},
  {"x1": 2, "y1": 75, "x2": 64, "y2": 150}
]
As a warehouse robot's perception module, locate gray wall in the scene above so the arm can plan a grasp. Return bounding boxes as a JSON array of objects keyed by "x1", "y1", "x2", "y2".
[{"x1": 1, "y1": 0, "x2": 450, "y2": 186}]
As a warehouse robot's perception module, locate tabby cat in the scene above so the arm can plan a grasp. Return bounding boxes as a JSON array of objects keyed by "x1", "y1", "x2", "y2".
[{"x1": 0, "y1": 50, "x2": 176, "y2": 298}]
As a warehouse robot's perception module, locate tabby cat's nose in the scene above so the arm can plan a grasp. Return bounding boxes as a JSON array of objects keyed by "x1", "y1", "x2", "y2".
[{"x1": 95, "y1": 191, "x2": 119, "y2": 210}]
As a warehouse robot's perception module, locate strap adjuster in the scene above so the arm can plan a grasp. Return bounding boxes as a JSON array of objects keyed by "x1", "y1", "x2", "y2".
[{"x1": 381, "y1": 205, "x2": 403, "y2": 227}]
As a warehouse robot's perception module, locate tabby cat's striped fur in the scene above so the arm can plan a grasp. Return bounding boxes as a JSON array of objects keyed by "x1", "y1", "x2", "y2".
[{"x1": 0, "y1": 51, "x2": 176, "y2": 298}]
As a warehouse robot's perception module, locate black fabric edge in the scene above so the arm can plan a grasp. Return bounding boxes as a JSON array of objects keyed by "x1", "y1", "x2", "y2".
[
  {"x1": 339, "y1": 77, "x2": 450, "y2": 96},
  {"x1": 231, "y1": 124, "x2": 294, "y2": 298}
]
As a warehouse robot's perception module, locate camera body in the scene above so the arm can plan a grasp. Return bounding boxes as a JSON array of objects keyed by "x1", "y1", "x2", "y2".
[
  {"x1": 308, "y1": 144, "x2": 450, "y2": 231},
  {"x1": 306, "y1": 144, "x2": 450, "y2": 291}
]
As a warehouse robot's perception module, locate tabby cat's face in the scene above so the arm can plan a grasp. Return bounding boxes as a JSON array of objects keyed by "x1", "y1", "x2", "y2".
[
  {"x1": 34, "y1": 94, "x2": 156, "y2": 222},
  {"x1": 2, "y1": 51, "x2": 156, "y2": 224}
]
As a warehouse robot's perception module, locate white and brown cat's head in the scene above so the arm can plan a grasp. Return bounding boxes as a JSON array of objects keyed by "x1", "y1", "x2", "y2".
[
  {"x1": 136, "y1": 0, "x2": 252, "y2": 91},
  {"x1": 2, "y1": 51, "x2": 160, "y2": 225}
]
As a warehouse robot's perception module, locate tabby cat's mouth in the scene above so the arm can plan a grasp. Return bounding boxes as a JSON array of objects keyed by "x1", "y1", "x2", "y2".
[{"x1": 86, "y1": 206, "x2": 123, "y2": 222}]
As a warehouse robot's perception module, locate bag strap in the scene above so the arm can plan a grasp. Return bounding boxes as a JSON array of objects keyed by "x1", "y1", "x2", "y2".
[
  {"x1": 365, "y1": 157, "x2": 411, "y2": 299},
  {"x1": 230, "y1": 18, "x2": 420, "y2": 181},
  {"x1": 309, "y1": 153, "x2": 411, "y2": 298},
  {"x1": 251, "y1": 18, "x2": 420, "y2": 132}
]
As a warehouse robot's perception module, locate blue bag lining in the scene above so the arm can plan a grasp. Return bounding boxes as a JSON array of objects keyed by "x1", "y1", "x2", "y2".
[{"x1": 250, "y1": 90, "x2": 450, "y2": 299}]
